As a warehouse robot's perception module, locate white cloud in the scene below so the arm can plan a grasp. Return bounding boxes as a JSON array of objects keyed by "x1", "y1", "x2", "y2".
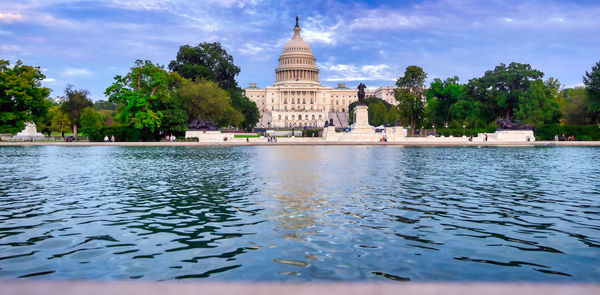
[
  {"x1": 0, "y1": 11, "x2": 23, "y2": 23},
  {"x1": 238, "y1": 43, "x2": 265, "y2": 55},
  {"x1": 319, "y1": 62, "x2": 396, "y2": 82},
  {"x1": 62, "y1": 68, "x2": 92, "y2": 76},
  {"x1": 43, "y1": 77, "x2": 56, "y2": 83},
  {"x1": 0, "y1": 45, "x2": 20, "y2": 51}
]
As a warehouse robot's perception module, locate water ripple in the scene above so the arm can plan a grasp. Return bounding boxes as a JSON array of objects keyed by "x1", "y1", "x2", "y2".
[{"x1": 0, "y1": 146, "x2": 599, "y2": 281}]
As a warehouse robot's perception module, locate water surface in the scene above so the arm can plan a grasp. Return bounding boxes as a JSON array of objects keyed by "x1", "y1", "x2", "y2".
[{"x1": 0, "y1": 146, "x2": 598, "y2": 281}]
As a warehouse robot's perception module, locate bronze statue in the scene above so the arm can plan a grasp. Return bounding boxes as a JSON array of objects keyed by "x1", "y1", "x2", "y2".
[
  {"x1": 188, "y1": 115, "x2": 219, "y2": 131},
  {"x1": 357, "y1": 82, "x2": 367, "y2": 105},
  {"x1": 496, "y1": 118, "x2": 533, "y2": 130}
]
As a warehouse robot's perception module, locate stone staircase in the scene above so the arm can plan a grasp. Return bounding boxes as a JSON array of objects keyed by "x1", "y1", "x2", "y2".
[
  {"x1": 258, "y1": 111, "x2": 272, "y2": 128},
  {"x1": 328, "y1": 112, "x2": 349, "y2": 128}
]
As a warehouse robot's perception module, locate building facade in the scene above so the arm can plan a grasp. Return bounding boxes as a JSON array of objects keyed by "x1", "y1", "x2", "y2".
[{"x1": 245, "y1": 18, "x2": 397, "y2": 128}]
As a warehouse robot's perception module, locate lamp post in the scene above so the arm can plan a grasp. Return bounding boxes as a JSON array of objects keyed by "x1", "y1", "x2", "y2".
[{"x1": 463, "y1": 125, "x2": 466, "y2": 137}]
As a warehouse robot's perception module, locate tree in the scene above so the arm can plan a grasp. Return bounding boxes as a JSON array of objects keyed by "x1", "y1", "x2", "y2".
[
  {"x1": 60, "y1": 85, "x2": 93, "y2": 137},
  {"x1": 395, "y1": 65, "x2": 427, "y2": 136},
  {"x1": 560, "y1": 87, "x2": 590, "y2": 125},
  {"x1": 169, "y1": 43, "x2": 259, "y2": 130},
  {"x1": 583, "y1": 61, "x2": 600, "y2": 123},
  {"x1": 0, "y1": 60, "x2": 51, "y2": 133},
  {"x1": 173, "y1": 78, "x2": 243, "y2": 127},
  {"x1": 169, "y1": 42, "x2": 240, "y2": 89},
  {"x1": 105, "y1": 60, "x2": 171, "y2": 134},
  {"x1": 467, "y1": 62, "x2": 543, "y2": 121},
  {"x1": 544, "y1": 77, "x2": 563, "y2": 123},
  {"x1": 48, "y1": 105, "x2": 72, "y2": 134},
  {"x1": 449, "y1": 99, "x2": 487, "y2": 128},
  {"x1": 386, "y1": 106, "x2": 402, "y2": 126},
  {"x1": 79, "y1": 107, "x2": 103, "y2": 141},
  {"x1": 94, "y1": 100, "x2": 117, "y2": 111},
  {"x1": 230, "y1": 88, "x2": 259, "y2": 131},
  {"x1": 426, "y1": 76, "x2": 466, "y2": 128},
  {"x1": 368, "y1": 100, "x2": 388, "y2": 126},
  {"x1": 514, "y1": 80, "x2": 559, "y2": 128}
]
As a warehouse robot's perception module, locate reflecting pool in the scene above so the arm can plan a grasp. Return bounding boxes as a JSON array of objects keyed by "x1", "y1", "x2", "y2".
[{"x1": 0, "y1": 146, "x2": 598, "y2": 281}]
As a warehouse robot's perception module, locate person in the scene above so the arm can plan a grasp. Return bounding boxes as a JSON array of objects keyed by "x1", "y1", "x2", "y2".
[
  {"x1": 555, "y1": 134, "x2": 559, "y2": 141},
  {"x1": 469, "y1": 135, "x2": 473, "y2": 142},
  {"x1": 111, "y1": 135, "x2": 115, "y2": 142},
  {"x1": 561, "y1": 133, "x2": 566, "y2": 141},
  {"x1": 246, "y1": 137, "x2": 249, "y2": 142},
  {"x1": 484, "y1": 133, "x2": 488, "y2": 142},
  {"x1": 104, "y1": 135, "x2": 109, "y2": 142}
]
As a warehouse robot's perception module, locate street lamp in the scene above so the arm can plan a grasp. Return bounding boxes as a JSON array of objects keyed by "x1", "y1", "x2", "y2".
[{"x1": 463, "y1": 125, "x2": 466, "y2": 137}]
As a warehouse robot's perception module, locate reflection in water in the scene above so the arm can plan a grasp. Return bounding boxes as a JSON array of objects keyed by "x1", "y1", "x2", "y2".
[{"x1": 0, "y1": 146, "x2": 599, "y2": 282}]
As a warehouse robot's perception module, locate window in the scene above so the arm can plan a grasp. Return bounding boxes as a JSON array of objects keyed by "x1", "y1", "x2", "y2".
[
  {"x1": 292, "y1": 115, "x2": 295, "y2": 120},
  {"x1": 305, "y1": 115, "x2": 308, "y2": 120},
  {"x1": 278, "y1": 115, "x2": 282, "y2": 120},
  {"x1": 319, "y1": 115, "x2": 322, "y2": 120},
  {"x1": 312, "y1": 115, "x2": 315, "y2": 120},
  {"x1": 285, "y1": 115, "x2": 288, "y2": 120}
]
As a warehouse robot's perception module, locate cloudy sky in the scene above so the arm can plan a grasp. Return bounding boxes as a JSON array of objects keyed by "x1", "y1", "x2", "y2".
[{"x1": 1, "y1": 0, "x2": 599, "y2": 100}]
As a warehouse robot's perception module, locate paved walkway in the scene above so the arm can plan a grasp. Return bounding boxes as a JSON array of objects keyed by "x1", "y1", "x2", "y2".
[
  {"x1": 1, "y1": 141, "x2": 600, "y2": 147},
  {"x1": 0, "y1": 281, "x2": 598, "y2": 295}
]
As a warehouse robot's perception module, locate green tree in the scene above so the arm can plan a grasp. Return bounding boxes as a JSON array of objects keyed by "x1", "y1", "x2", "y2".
[
  {"x1": 48, "y1": 105, "x2": 72, "y2": 134},
  {"x1": 174, "y1": 78, "x2": 244, "y2": 127},
  {"x1": 94, "y1": 100, "x2": 117, "y2": 111},
  {"x1": 467, "y1": 62, "x2": 543, "y2": 121},
  {"x1": 368, "y1": 100, "x2": 388, "y2": 126},
  {"x1": 560, "y1": 87, "x2": 590, "y2": 125},
  {"x1": 449, "y1": 99, "x2": 487, "y2": 128},
  {"x1": 514, "y1": 80, "x2": 559, "y2": 128},
  {"x1": 79, "y1": 107, "x2": 103, "y2": 141},
  {"x1": 386, "y1": 106, "x2": 402, "y2": 126},
  {"x1": 0, "y1": 60, "x2": 51, "y2": 133},
  {"x1": 105, "y1": 60, "x2": 171, "y2": 134},
  {"x1": 169, "y1": 43, "x2": 259, "y2": 130},
  {"x1": 231, "y1": 89, "x2": 260, "y2": 131},
  {"x1": 169, "y1": 42, "x2": 240, "y2": 89},
  {"x1": 426, "y1": 76, "x2": 466, "y2": 127},
  {"x1": 395, "y1": 65, "x2": 427, "y2": 136},
  {"x1": 583, "y1": 61, "x2": 600, "y2": 123},
  {"x1": 60, "y1": 85, "x2": 93, "y2": 137},
  {"x1": 544, "y1": 77, "x2": 563, "y2": 123}
]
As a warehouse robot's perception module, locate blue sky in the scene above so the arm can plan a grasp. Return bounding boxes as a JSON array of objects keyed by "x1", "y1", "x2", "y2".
[{"x1": 1, "y1": 0, "x2": 599, "y2": 101}]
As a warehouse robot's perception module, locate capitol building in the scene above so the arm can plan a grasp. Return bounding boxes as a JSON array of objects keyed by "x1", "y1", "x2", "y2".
[{"x1": 245, "y1": 18, "x2": 397, "y2": 128}]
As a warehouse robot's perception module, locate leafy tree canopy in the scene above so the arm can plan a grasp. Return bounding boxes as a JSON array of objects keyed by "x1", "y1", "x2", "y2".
[
  {"x1": 560, "y1": 87, "x2": 590, "y2": 125},
  {"x1": 105, "y1": 60, "x2": 171, "y2": 132},
  {"x1": 94, "y1": 100, "x2": 117, "y2": 111},
  {"x1": 514, "y1": 79, "x2": 560, "y2": 128},
  {"x1": 60, "y1": 85, "x2": 93, "y2": 136},
  {"x1": 0, "y1": 59, "x2": 51, "y2": 133},
  {"x1": 395, "y1": 65, "x2": 427, "y2": 135},
  {"x1": 173, "y1": 78, "x2": 243, "y2": 128},
  {"x1": 467, "y1": 62, "x2": 543, "y2": 120},
  {"x1": 426, "y1": 76, "x2": 466, "y2": 127},
  {"x1": 583, "y1": 60, "x2": 600, "y2": 122},
  {"x1": 169, "y1": 42, "x2": 240, "y2": 90}
]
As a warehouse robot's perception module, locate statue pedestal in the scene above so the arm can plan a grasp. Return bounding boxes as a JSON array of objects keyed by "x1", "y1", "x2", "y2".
[
  {"x1": 14, "y1": 122, "x2": 45, "y2": 139},
  {"x1": 352, "y1": 105, "x2": 373, "y2": 133}
]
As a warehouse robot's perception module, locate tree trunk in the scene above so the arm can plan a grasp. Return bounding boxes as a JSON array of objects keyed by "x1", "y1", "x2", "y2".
[
  {"x1": 73, "y1": 124, "x2": 78, "y2": 138},
  {"x1": 410, "y1": 119, "x2": 416, "y2": 137},
  {"x1": 505, "y1": 109, "x2": 511, "y2": 120}
]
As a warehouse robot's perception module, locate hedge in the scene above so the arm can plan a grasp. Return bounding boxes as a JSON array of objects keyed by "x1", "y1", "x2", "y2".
[{"x1": 535, "y1": 124, "x2": 600, "y2": 141}]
